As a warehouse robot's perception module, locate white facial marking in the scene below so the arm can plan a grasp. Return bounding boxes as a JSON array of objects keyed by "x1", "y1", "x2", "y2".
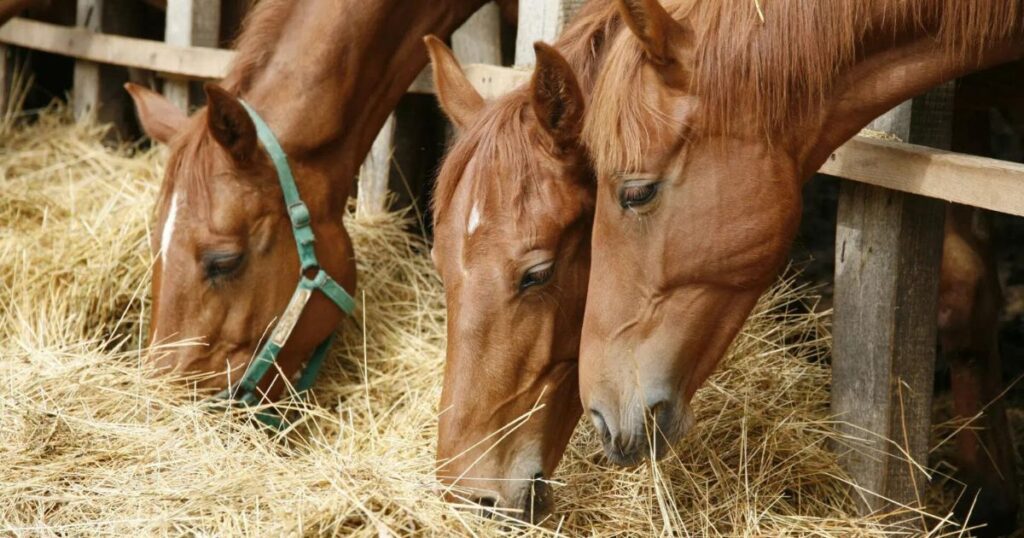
[
  {"x1": 467, "y1": 202, "x2": 482, "y2": 235},
  {"x1": 160, "y1": 192, "x2": 179, "y2": 265}
]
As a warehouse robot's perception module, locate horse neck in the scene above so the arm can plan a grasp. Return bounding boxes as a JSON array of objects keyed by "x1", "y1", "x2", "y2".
[
  {"x1": 225, "y1": 0, "x2": 487, "y2": 204},
  {"x1": 790, "y1": 1, "x2": 1024, "y2": 176}
]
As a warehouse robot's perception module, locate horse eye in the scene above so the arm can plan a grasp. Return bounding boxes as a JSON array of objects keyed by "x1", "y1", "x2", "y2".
[
  {"x1": 519, "y1": 261, "x2": 555, "y2": 292},
  {"x1": 202, "y1": 252, "x2": 245, "y2": 280},
  {"x1": 619, "y1": 180, "x2": 661, "y2": 209}
]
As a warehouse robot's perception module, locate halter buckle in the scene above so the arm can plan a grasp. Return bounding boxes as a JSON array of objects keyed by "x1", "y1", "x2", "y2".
[{"x1": 288, "y1": 201, "x2": 311, "y2": 228}]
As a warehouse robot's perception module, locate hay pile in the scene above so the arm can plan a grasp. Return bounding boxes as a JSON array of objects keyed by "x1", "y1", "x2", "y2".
[{"x1": 0, "y1": 105, "x2": 962, "y2": 536}]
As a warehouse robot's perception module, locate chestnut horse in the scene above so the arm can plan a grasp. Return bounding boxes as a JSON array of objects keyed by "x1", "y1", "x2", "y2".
[
  {"x1": 424, "y1": 1, "x2": 618, "y2": 521},
  {"x1": 123, "y1": 0, "x2": 490, "y2": 399},
  {"x1": 578, "y1": 0, "x2": 1023, "y2": 531}
]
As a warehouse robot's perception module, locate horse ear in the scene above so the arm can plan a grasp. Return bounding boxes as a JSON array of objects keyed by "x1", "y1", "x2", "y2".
[
  {"x1": 616, "y1": 0, "x2": 694, "y2": 67},
  {"x1": 203, "y1": 83, "x2": 257, "y2": 162},
  {"x1": 531, "y1": 42, "x2": 584, "y2": 151},
  {"x1": 124, "y1": 82, "x2": 187, "y2": 144},
  {"x1": 424, "y1": 35, "x2": 484, "y2": 130}
]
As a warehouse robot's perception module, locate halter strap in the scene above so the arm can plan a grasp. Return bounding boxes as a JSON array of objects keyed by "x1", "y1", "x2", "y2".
[{"x1": 211, "y1": 100, "x2": 355, "y2": 427}]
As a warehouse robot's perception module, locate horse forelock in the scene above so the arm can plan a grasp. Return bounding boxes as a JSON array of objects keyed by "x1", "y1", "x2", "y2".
[
  {"x1": 157, "y1": 113, "x2": 217, "y2": 224},
  {"x1": 433, "y1": 0, "x2": 620, "y2": 230},
  {"x1": 584, "y1": 0, "x2": 1024, "y2": 174},
  {"x1": 433, "y1": 91, "x2": 549, "y2": 230}
]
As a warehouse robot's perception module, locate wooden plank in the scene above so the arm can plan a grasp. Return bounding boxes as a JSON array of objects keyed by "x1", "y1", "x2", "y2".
[
  {"x1": 0, "y1": 17, "x2": 234, "y2": 79},
  {"x1": 831, "y1": 86, "x2": 953, "y2": 517},
  {"x1": 514, "y1": 0, "x2": 585, "y2": 64},
  {"x1": 452, "y1": 1, "x2": 501, "y2": 65},
  {"x1": 821, "y1": 137, "x2": 1024, "y2": 218},
  {"x1": 163, "y1": 0, "x2": 220, "y2": 111},
  {"x1": 0, "y1": 18, "x2": 531, "y2": 96}
]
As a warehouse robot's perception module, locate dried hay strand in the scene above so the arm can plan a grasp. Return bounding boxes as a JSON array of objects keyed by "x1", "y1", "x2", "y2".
[{"x1": 0, "y1": 105, "x2": 963, "y2": 536}]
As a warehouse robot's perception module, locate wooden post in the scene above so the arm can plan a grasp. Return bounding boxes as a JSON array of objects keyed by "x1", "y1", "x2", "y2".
[
  {"x1": 0, "y1": 44, "x2": 16, "y2": 117},
  {"x1": 832, "y1": 84, "x2": 954, "y2": 517},
  {"x1": 72, "y1": 0, "x2": 103, "y2": 121},
  {"x1": 72, "y1": 0, "x2": 141, "y2": 137},
  {"x1": 163, "y1": 0, "x2": 220, "y2": 112},
  {"x1": 514, "y1": 0, "x2": 584, "y2": 65}
]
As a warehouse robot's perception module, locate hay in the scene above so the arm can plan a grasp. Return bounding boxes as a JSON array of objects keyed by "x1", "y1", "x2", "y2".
[{"x1": 0, "y1": 105, "x2": 963, "y2": 536}]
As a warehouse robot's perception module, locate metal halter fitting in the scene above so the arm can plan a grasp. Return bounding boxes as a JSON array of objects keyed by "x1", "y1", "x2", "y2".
[{"x1": 211, "y1": 99, "x2": 355, "y2": 427}]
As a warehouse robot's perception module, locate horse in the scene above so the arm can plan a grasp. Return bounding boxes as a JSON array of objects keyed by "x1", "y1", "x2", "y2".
[
  {"x1": 424, "y1": 1, "x2": 618, "y2": 521},
  {"x1": 123, "y1": 0, "x2": 491, "y2": 399},
  {"x1": 577, "y1": 0, "x2": 1023, "y2": 532}
]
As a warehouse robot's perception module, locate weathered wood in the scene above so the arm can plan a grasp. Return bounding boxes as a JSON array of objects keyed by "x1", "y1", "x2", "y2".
[
  {"x1": 0, "y1": 18, "x2": 234, "y2": 79},
  {"x1": 832, "y1": 85, "x2": 954, "y2": 517},
  {"x1": 514, "y1": 0, "x2": 585, "y2": 65},
  {"x1": 821, "y1": 137, "x2": 1024, "y2": 218},
  {"x1": 452, "y1": 1, "x2": 501, "y2": 65},
  {"x1": 0, "y1": 18, "x2": 532, "y2": 96},
  {"x1": 163, "y1": 0, "x2": 220, "y2": 112}
]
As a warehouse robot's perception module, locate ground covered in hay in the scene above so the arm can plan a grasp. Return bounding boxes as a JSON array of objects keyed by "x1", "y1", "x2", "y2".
[{"x1": 0, "y1": 106, "x2": 969, "y2": 536}]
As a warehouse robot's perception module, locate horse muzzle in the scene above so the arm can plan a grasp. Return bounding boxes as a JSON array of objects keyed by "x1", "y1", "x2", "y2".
[{"x1": 590, "y1": 395, "x2": 694, "y2": 467}]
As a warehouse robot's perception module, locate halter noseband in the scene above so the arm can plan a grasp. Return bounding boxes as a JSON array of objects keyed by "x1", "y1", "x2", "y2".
[{"x1": 212, "y1": 99, "x2": 355, "y2": 427}]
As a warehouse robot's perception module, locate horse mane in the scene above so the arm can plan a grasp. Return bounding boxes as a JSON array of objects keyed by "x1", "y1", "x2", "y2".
[
  {"x1": 432, "y1": 0, "x2": 620, "y2": 224},
  {"x1": 585, "y1": 0, "x2": 1024, "y2": 173},
  {"x1": 221, "y1": 0, "x2": 297, "y2": 93}
]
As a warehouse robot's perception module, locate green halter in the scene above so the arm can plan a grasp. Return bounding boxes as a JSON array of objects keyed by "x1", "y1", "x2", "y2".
[{"x1": 212, "y1": 99, "x2": 356, "y2": 428}]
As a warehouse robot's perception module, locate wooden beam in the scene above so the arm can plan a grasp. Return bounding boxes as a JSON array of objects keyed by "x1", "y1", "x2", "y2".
[
  {"x1": 0, "y1": 18, "x2": 533, "y2": 96},
  {"x1": 0, "y1": 17, "x2": 233, "y2": 79},
  {"x1": 821, "y1": 137, "x2": 1024, "y2": 218},
  {"x1": 163, "y1": 0, "x2": 220, "y2": 111},
  {"x1": 831, "y1": 86, "x2": 954, "y2": 518}
]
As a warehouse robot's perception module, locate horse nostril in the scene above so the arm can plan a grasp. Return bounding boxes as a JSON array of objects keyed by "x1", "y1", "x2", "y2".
[
  {"x1": 473, "y1": 495, "x2": 498, "y2": 519},
  {"x1": 590, "y1": 408, "x2": 611, "y2": 444},
  {"x1": 647, "y1": 399, "x2": 667, "y2": 417}
]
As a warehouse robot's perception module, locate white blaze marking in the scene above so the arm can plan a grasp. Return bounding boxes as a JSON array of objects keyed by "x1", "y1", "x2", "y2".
[
  {"x1": 161, "y1": 192, "x2": 179, "y2": 265},
  {"x1": 467, "y1": 202, "x2": 482, "y2": 235}
]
